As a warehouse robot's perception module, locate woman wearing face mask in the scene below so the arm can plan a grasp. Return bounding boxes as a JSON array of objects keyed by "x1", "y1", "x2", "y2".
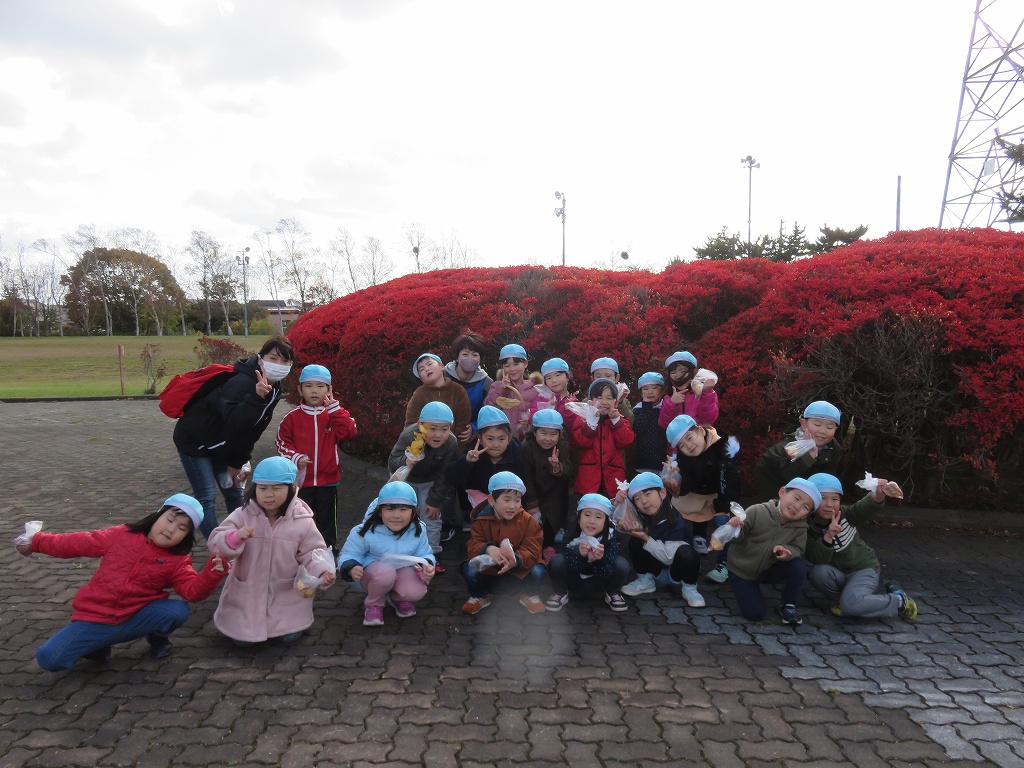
[
  {"x1": 173, "y1": 334, "x2": 295, "y2": 540},
  {"x1": 443, "y1": 331, "x2": 493, "y2": 444}
]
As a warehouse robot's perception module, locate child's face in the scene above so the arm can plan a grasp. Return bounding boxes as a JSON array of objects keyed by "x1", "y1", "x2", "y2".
[
  {"x1": 777, "y1": 487, "x2": 815, "y2": 523},
  {"x1": 640, "y1": 383, "x2": 664, "y2": 403},
  {"x1": 417, "y1": 358, "x2": 444, "y2": 387},
  {"x1": 501, "y1": 358, "x2": 527, "y2": 382},
  {"x1": 632, "y1": 487, "x2": 666, "y2": 516},
  {"x1": 380, "y1": 504, "x2": 414, "y2": 532},
  {"x1": 593, "y1": 390, "x2": 618, "y2": 414},
  {"x1": 816, "y1": 492, "x2": 842, "y2": 521},
  {"x1": 491, "y1": 489, "x2": 522, "y2": 520},
  {"x1": 668, "y1": 362, "x2": 691, "y2": 387},
  {"x1": 578, "y1": 508, "x2": 607, "y2": 536},
  {"x1": 422, "y1": 422, "x2": 452, "y2": 448},
  {"x1": 479, "y1": 427, "x2": 510, "y2": 459},
  {"x1": 148, "y1": 510, "x2": 192, "y2": 549},
  {"x1": 799, "y1": 417, "x2": 838, "y2": 446},
  {"x1": 543, "y1": 370, "x2": 568, "y2": 394},
  {"x1": 592, "y1": 368, "x2": 618, "y2": 381},
  {"x1": 255, "y1": 483, "x2": 290, "y2": 513},
  {"x1": 677, "y1": 427, "x2": 705, "y2": 457},
  {"x1": 299, "y1": 381, "x2": 330, "y2": 407},
  {"x1": 534, "y1": 426, "x2": 561, "y2": 450}
]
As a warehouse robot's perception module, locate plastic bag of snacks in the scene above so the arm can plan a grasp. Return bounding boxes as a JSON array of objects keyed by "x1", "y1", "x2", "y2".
[
  {"x1": 690, "y1": 368, "x2": 718, "y2": 397},
  {"x1": 566, "y1": 534, "x2": 601, "y2": 550},
  {"x1": 294, "y1": 565, "x2": 321, "y2": 598},
  {"x1": 709, "y1": 503, "x2": 746, "y2": 551},
  {"x1": 855, "y1": 472, "x2": 904, "y2": 499},
  {"x1": 661, "y1": 456, "x2": 681, "y2": 495},
  {"x1": 784, "y1": 439, "x2": 817, "y2": 461},
  {"x1": 379, "y1": 553, "x2": 432, "y2": 569},
  {"x1": 612, "y1": 481, "x2": 644, "y2": 533},
  {"x1": 533, "y1": 384, "x2": 555, "y2": 410},
  {"x1": 468, "y1": 537, "x2": 516, "y2": 571},
  {"x1": 13, "y1": 520, "x2": 43, "y2": 550},
  {"x1": 389, "y1": 465, "x2": 412, "y2": 483},
  {"x1": 565, "y1": 401, "x2": 600, "y2": 430}
]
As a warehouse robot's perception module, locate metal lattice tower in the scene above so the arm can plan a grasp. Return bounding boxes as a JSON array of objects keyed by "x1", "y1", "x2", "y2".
[{"x1": 940, "y1": 0, "x2": 1024, "y2": 228}]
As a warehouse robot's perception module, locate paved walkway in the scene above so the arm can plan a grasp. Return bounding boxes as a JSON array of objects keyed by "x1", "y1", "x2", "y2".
[{"x1": 0, "y1": 400, "x2": 1022, "y2": 767}]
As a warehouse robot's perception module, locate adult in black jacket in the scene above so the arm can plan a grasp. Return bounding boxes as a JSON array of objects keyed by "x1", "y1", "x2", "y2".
[{"x1": 173, "y1": 335, "x2": 294, "y2": 538}]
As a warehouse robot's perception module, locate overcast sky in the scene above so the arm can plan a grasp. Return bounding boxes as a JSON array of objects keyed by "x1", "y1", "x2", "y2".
[{"x1": 0, "y1": 1, "x2": 1008, "y2": 274}]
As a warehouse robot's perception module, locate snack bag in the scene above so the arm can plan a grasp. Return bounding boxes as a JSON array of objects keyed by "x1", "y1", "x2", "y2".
[
  {"x1": 468, "y1": 537, "x2": 515, "y2": 571},
  {"x1": 784, "y1": 439, "x2": 817, "y2": 461},
  {"x1": 389, "y1": 465, "x2": 412, "y2": 483},
  {"x1": 709, "y1": 502, "x2": 746, "y2": 551},
  {"x1": 616, "y1": 382, "x2": 630, "y2": 403},
  {"x1": 661, "y1": 456, "x2": 681, "y2": 495},
  {"x1": 566, "y1": 534, "x2": 601, "y2": 550},
  {"x1": 565, "y1": 401, "x2": 600, "y2": 430},
  {"x1": 612, "y1": 480, "x2": 643, "y2": 533},
  {"x1": 690, "y1": 368, "x2": 718, "y2": 397},
  {"x1": 407, "y1": 424, "x2": 429, "y2": 459},
  {"x1": 379, "y1": 553, "x2": 432, "y2": 569},
  {"x1": 294, "y1": 565, "x2": 321, "y2": 598},
  {"x1": 533, "y1": 384, "x2": 555, "y2": 410},
  {"x1": 14, "y1": 520, "x2": 43, "y2": 549},
  {"x1": 855, "y1": 472, "x2": 904, "y2": 499}
]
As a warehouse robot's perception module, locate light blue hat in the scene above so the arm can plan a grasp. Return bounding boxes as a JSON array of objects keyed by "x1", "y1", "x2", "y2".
[
  {"x1": 376, "y1": 481, "x2": 418, "y2": 508},
  {"x1": 531, "y1": 409, "x2": 564, "y2": 429},
  {"x1": 476, "y1": 405, "x2": 510, "y2": 430},
  {"x1": 577, "y1": 493, "x2": 613, "y2": 517},
  {"x1": 802, "y1": 400, "x2": 841, "y2": 425},
  {"x1": 298, "y1": 364, "x2": 331, "y2": 385},
  {"x1": 808, "y1": 473, "x2": 844, "y2": 495},
  {"x1": 498, "y1": 343, "x2": 527, "y2": 361},
  {"x1": 419, "y1": 401, "x2": 454, "y2": 424},
  {"x1": 588, "y1": 377, "x2": 618, "y2": 399},
  {"x1": 541, "y1": 358, "x2": 570, "y2": 376},
  {"x1": 590, "y1": 356, "x2": 619, "y2": 374},
  {"x1": 638, "y1": 372, "x2": 665, "y2": 388},
  {"x1": 488, "y1": 471, "x2": 527, "y2": 496},
  {"x1": 665, "y1": 351, "x2": 698, "y2": 369},
  {"x1": 785, "y1": 478, "x2": 823, "y2": 510},
  {"x1": 252, "y1": 456, "x2": 297, "y2": 485},
  {"x1": 628, "y1": 471, "x2": 664, "y2": 498},
  {"x1": 412, "y1": 353, "x2": 443, "y2": 379},
  {"x1": 665, "y1": 414, "x2": 697, "y2": 448},
  {"x1": 163, "y1": 493, "x2": 204, "y2": 529}
]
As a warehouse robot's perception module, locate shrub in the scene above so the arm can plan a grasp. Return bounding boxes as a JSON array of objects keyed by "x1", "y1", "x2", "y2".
[{"x1": 194, "y1": 337, "x2": 254, "y2": 367}]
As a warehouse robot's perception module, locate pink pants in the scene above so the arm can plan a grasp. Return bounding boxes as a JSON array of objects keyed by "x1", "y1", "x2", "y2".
[{"x1": 359, "y1": 562, "x2": 427, "y2": 608}]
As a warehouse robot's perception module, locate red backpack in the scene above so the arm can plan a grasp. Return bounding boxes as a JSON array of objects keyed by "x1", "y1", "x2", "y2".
[{"x1": 158, "y1": 364, "x2": 237, "y2": 419}]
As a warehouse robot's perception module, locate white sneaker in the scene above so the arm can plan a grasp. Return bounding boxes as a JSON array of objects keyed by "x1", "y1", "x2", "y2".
[
  {"x1": 622, "y1": 573, "x2": 657, "y2": 596},
  {"x1": 681, "y1": 583, "x2": 706, "y2": 607},
  {"x1": 692, "y1": 536, "x2": 710, "y2": 555},
  {"x1": 706, "y1": 563, "x2": 729, "y2": 583}
]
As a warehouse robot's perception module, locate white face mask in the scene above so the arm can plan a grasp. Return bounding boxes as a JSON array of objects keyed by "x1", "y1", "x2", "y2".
[{"x1": 262, "y1": 360, "x2": 292, "y2": 383}]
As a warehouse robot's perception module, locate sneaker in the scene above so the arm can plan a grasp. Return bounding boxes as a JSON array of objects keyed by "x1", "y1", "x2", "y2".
[
  {"x1": 541, "y1": 546, "x2": 556, "y2": 564},
  {"x1": 146, "y1": 634, "x2": 173, "y2": 660},
  {"x1": 680, "y1": 583, "x2": 706, "y2": 608},
  {"x1": 387, "y1": 595, "x2": 417, "y2": 619},
  {"x1": 830, "y1": 603, "x2": 846, "y2": 617},
  {"x1": 896, "y1": 592, "x2": 919, "y2": 620},
  {"x1": 84, "y1": 646, "x2": 112, "y2": 663},
  {"x1": 519, "y1": 594, "x2": 545, "y2": 614},
  {"x1": 433, "y1": 563, "x2": 446, "y2": 575},
  {"x1": 692, "y1": 536, "x2": 710, "y2": 555},
  {"x1": 605, "y1": 593, "x2": 628, "y2": 612},
  {"x1": 778, "y1": 603, "x2": 803, "y2": 626},
  {"x1": 883, "y1": 579, "x2": 903, "y2": 594},
  {"x1": 363, "y1": 605, "x2": 385, "y2": 626},
  {"x1": 440, "y1": 524, "x2": 457, "y2": 543},
  {"x1": 461, "y1": 596, "x2": 491, "y2": 615},
  {"x1": 706, "y1": 563, "x2": 729, "y2": 583},
  {"x1": 622, "y1": 573, "x2": 657, "y2": 596},
  {"x1": 545, "y1": 593, "x2": 569, "y2": 612}
]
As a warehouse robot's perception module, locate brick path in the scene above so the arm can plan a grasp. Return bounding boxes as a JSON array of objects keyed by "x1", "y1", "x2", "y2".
[{"x1": 0, "y1": 400, "x2": 1021, "y2": 767}]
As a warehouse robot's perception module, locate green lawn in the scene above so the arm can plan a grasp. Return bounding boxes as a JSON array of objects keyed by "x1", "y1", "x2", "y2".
[{"x1": 0, "y1": 335, "x2": 271, "y2": 398}]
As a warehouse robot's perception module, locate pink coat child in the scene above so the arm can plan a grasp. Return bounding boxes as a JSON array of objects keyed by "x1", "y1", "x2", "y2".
[
  {"x1": 659, "y1": 351, "x2": 719, "y2": 438},
  {"x1": 484, "y1": 343, "x2": 538, "y2": 441},
  {"x1": 209, "y1": 457, "x2": 335, "y2": 645}
]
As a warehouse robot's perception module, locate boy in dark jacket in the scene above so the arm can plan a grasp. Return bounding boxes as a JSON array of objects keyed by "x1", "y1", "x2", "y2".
[
  {"x1": 752, "y1": 400, "x2": 843, "y2": 500},
  {"x1": 520, "y1": 409, "x2": 576, "y2": 550},
  {"x1": 632, "y1": 372, "x2": 668, "y2": 473}
]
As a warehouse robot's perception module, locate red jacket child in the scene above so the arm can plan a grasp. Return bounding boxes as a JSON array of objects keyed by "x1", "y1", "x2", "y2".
[{"x1": 276, "y1": 401, "x2": 358, "y2": 487}]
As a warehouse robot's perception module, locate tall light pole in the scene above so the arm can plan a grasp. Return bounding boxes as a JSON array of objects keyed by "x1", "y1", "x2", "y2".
[
  {"x1": 554, "y1": 191, "x2": 566, "y2": 266},
  {"x1": 741, "y1": 155, "x2": 760, "y2": 256},
  {"x1": 236, "y1": 246, "x2": 250, "y2": 337}
]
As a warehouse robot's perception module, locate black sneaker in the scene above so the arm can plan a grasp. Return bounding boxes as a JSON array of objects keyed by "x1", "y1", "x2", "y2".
[
  {"x1": 147, "y1": 634, "x2": 173, "y2": 660},
  {"x1": 778, "y1": 603, "x2": 803, "y2": 626},
  {"x1": 84, "y1": 646, "x2": 112, "y2": 663},
  {"x1": 883, "y1": 580, "x2": 902, "y2": 594},
  {"x1": 440, "y1": 524, "x2": 457, "y2": 543}
]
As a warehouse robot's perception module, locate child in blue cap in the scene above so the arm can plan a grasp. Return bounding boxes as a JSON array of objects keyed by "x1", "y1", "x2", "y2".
[
  {"x1": 590, "y1": 356, "x2": 634, "y2": 424},
  {"x1": 519, "y1": 409, "x2": 576, "y2": 552},
  {"x1": 275, "y1": 364, "x2": 358, "y2": 553},
  {"x1": 724, "y1": 477, "x2": 820, "y2": 626},
  {"x1": 484, "y1": 343, "x2": 539, "y2": 441},
  {"x1": 751, "y1": 400, "x2": 844, "y2": 500},
  {"x1": 658, "y1": 351, "x2": 719, "y2": 434},
  {"x1": 18, "y1": 495, "x2": 227, "y2": 670},
  {"x1": 405, "y1": 352, "x2": 473, "y2": 451},
  {"x1": 446, "y1": 406, "x2": 528, "y2": 512},
  {"x1": 633, "y1": 372, "x2": 668, "y2": 473}
]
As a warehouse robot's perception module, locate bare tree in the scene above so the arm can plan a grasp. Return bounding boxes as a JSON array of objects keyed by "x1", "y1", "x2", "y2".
[
  {"x1": 275, "y1": 218, "x2": 313, "y2": 311},
  {"x1": 432, "y1": 229, "x2": 478, "y2": 270},
  {"x1": 252, "y1": 227, "x2": 286, "y2": 310},
  {"x1": 403, "y1": 222, "x2": 434, "y2": 273},
  {"x1": 186, "y1": 231, "x2": 222, "y2": 335},
  {"x1": 329, "y1": 227, "x2": 361, "y2": 294},
  {"x1": 163, "y1": 244, "x2": 193, "y2": 336},
  {"x1": 361, "y1": 236, "x2": 394, "y2": 287}
]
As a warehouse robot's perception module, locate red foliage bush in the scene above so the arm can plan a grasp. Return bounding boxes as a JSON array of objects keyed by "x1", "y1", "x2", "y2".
[{"x1": 288, "y1": 229, "x2": 1024, "y2": 508}]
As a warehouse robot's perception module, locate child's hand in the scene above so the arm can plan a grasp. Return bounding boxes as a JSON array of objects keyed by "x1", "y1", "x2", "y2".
[
  {"x1": 349, "y1": 565, "x2": 364, "y2": 581},
  {"x1": 255, "y1": 365, "x2": 272, "y2": 398},
  {"x1": 671, "y1": 386, "x2": 686, "y2": 404},
  {"x1": 728, "y1": 516, "x2": 744, "y2": 528},
  {"x1": 416, "y1": 563, "x2": 435, "y2": 584},
  {"x1": 237, "y1": 526, "x2": 255, "y2": 542},
  {"x1": 824, "y1": 509, "x2": 842, "y2": 544},
  {"x1": 578, "y1": 541, "x2": 591, "y2": 558},
  {"x1": 466, "y1": 439, "x2": 484, "y2": 463},
  {"x1": 548, "y1": 446, "x2": 561, "y2": 475},
  {"x1": 485, "y1": 544, "x2": 511, "y2": 573},
  {"x1": 15, "y1": 539, "x2": 32, "y2": 557},
  {"x1": 872, "y1": 478, "x2": 888, "y2": 503},
  {"x1": 627, "y1": 529, "x2": 650, "y2": 542},
  {"x1": 613, "y1": 487, "x2": 628, "y2": 505},
  {"x1": 320, "y1": 570, "x2": 337, "y2": 587},
  {"x1": 210, "y1": 555, "x2": 227, "y2": 573},
  {"x1": 773, "y1": 545, "x2": 792, "y2": 560},
  {"x1": 425, "y1": 504, "x2": 441, "y2": 520},
  {"x1": 323, "y1": 390, "x2": 337, "y2": 408},
  {"x1": 297, "y1": 457, "x2": 311, "y2": 469},
  {"x1": 588, "y1": 543, "x2": 605, "y2": 562},
  {"x1": 458, "y1": 424, "x2": 473, "y2": 444}
]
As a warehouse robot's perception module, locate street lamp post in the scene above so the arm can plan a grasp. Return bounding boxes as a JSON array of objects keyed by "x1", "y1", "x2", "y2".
[
  {"x1": 740, "y1": 155, "x2": 760, "y2": 256},
  {"x1": 554, "y1": 191, "x2": 566, "y2": 266},
  {"x1": 236, "y1": 246, "x2": 251, "y2": 337}
]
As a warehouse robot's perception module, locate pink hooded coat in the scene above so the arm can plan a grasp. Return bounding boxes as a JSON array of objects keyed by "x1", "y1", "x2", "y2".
[{"x1": 209, "y1": 494, "x2": 330, "y2": 642}]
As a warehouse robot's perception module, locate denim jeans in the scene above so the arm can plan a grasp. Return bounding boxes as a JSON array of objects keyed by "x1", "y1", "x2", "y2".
[
  {"x1": 177, "y1": 451, "x2": 244, "y2": 539},
  {"x1": 729, "y1": 558, "x2": 808, "y2": 621},
  {"x1": 36, "y1": 599, "x2": 190, "y2": 671},
  {"x1": 461, "y1": 562, "x2": 547, "y2": 598}
]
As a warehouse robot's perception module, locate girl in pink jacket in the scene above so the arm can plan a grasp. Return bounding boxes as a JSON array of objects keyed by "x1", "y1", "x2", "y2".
[
  {"x1": 209, "y1": 457, "x2": 336, "y2": 646},
  {"x1": 484, "y1": 343, "x2": 538, "y2": 441},
  {"x1": 658, "y1": 351, "x2": 719, "y2": 430}
]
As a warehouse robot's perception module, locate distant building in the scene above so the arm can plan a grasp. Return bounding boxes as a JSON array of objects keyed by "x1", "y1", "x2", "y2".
[{"x1": 252, "y1": 299, "x2": 302, "y2": 333}]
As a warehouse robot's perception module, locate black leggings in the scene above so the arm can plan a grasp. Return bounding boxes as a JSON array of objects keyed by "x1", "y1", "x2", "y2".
[{"x1": 628, "y1": 537, "x2": 700, "y2": 585}]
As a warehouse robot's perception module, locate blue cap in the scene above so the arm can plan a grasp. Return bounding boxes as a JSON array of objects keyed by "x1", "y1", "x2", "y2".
[
  {"x1": 531, "y1": 409, "x2": 564, "y2": 429},
  {"x1": 665, "y1": 351, "x2": 698, "y2": 369},
  {"x1": 488, "y1": 471, "x2": 526, "y2": 496},
  {"x1": 665, "y1": 414, "x2": 697, "y2": 448},
  {"x1": 253, "y1": 456, "x2": 297, "y2": 485},
  {"x1": 808, "y1": 473, "x2": 843, "y2": 495},
  {"x1": 419, "y1": 401, "x2": 454, "y2": 424},
  {"x1": 375, "y1": 481, "x2": 418, "y2": 508},
  {"x1": 628, "y1": 472, "x2": 664, "y2": 498},
  {"x1": 588, "y1": 377, "x2": 618, "y2": 399},
  {"x1": 163, "y1": 493, "x2": 204, "y2": 529},
  {"x1": 577, "y1": 493, "x2": 613, "y2": 517},
  {"x1": 498, "y1": 343, "x2": 527, "y2": 361},
  {"x1": 638, "y1": 372, "x2": 665, "y2": 388},
  {"x1": 802, "y1": 400, "x2": 841, "y2": 425},
  {"x1": 412, "y1": 353, "x2": 443, "y2": 379},
  {"x1": 541, "y1": 358, "x2": 570, "y2": 376},
  {"x1": 298, "y1": 364, "x2": 331, "y2": 385},
  {"x1": 590, "y1": 357, "x2": 619, "y2": 374},
  {"x1": 785, "y1": 478, "x2": 822, "y2": 510},
  {"x1": 476, "y1": 405, "x2": 510, "y2": 430}
]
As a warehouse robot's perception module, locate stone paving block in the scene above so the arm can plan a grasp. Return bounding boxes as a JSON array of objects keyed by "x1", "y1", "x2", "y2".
[{"x1": 920, "y1": 725, "x2": 984, "y2": 761}]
